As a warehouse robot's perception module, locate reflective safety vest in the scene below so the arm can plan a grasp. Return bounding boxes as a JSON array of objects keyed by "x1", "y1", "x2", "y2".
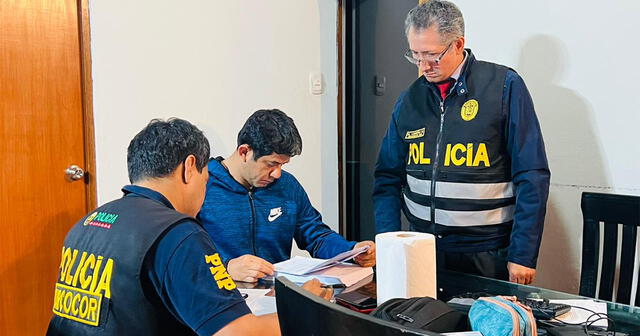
[
  {"x1": 397, "y1": 55, "x2": 515, "y2": 242},
  {"x1": 47, "y1": 192, "x2": 194, "y2": 335}
]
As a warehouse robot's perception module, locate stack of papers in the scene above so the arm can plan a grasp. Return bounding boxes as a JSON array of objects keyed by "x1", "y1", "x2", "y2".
[
  {"x1": 274, "y1": 246, "x2": 373, "y2": 286},
  {"x1": 276, "y1": 245, "x2": 369, "y2": 274},
  {"x1": 307, "y1": 263, "x2": 373, "y2": 287}
]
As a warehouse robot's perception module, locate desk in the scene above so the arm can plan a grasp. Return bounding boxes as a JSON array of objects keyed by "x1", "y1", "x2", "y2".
[
  {"x1": 437, "y1": 271, "x2": 640, "y2": 335},
  {"x1": 238, "y1": 270, "x2": 640, "y2": 335}
]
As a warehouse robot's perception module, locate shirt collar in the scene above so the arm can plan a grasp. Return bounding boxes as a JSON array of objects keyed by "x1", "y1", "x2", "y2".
[
  {"x1": 209, "y1": 157, "x2": 254, "y2": 193},
  {"x1": 451, "y1": 49, "x2": 473, "y2": 96},
  {"x1": 450, "y1": 50, "x2": 468, "y2": 81},
  {"x1": 425, "y1": 50, "x2": 469, "y2": 96},
  {"x1": 122, "y1": 185, "x2": 175, "y2": 209}
]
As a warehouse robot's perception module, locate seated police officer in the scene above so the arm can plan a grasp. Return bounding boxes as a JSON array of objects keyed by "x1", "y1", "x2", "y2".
[{"x1": 46, "y1": 118, "x2": 331, "y2": 336}]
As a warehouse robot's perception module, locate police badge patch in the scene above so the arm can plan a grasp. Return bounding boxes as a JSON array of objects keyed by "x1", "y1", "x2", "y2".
[{"x1": 461, "y1": 99, "x2": 479, "y2": 121}]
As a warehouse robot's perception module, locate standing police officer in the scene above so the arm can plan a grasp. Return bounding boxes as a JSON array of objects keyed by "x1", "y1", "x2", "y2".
[
  {"x1": 373, "y1": 1, "x2": 550, "y2": 285},
  {"x1": 47, "y1": 118, "x2": 330, "y2": 336}
]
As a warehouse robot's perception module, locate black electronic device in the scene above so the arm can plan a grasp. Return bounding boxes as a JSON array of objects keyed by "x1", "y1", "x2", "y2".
[
  {"x1": 523, "y1": 298, "x2": 571, "y2": 320},
  {"x1": 334, "y1": 290, "x2": 377, "y2": 312},
  {"x1": 274, "y1": 276, "x2": 437, "y2": 336}
]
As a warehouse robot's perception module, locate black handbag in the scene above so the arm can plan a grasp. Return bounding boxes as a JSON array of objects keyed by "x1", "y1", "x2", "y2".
[{"x1": 372, "y1": 297, "x2": 469, "y2": 333}]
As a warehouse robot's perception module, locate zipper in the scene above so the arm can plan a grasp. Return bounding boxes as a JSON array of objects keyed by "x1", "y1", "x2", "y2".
[
  {"x1": 248, "y1": 190, "x2": 257, "y2": 255},
  {"x1": 429, "y1": 99, "x2": 446, "y2": 232},
  {"x1": 395, "y1": 314, "x2": 414, "y2": 323}
]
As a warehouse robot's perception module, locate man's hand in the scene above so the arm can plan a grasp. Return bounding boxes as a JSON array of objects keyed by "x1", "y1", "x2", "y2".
[
  {"x1": 507, "y1": 262, "x2": 536, "y2": 285},
  {"x1": 227, "y1": 254, "x2": 274, "y2": 283},
  {"x1": 353, "y1": 241, "x2": 376, "y2": 267},
  {"x1": 301, "y1": 278, "x2": 333, "y2": 301}
]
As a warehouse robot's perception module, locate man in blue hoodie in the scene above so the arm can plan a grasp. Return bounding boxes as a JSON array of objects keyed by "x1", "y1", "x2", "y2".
[{"x1": 198, "y1": 109, "x2": 376, "y2": 282}]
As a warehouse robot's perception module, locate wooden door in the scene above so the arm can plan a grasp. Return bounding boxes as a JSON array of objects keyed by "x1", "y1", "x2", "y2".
[{"x1": 0, "y1": 0, "x2": 95, "y2": 334}]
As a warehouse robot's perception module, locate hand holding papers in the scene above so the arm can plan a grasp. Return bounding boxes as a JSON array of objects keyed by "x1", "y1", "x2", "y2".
[
  {"x1": 274, "y1": 246, "x2": 373, "y2": 287},
  {"x1": 352, "y1": 240, "x2": 376, "y2": 267},
  {"x1": 275, "y1": 245, "x2": 370, "y2": 275}
]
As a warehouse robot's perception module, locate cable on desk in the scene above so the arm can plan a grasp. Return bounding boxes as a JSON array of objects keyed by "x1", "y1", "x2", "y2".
[{"x1": 536, "y1": 304, "x2": 617, "y2": 336}]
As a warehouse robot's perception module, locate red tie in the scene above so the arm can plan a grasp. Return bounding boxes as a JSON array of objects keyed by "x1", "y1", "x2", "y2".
[{"x1": 435, "y1": 78, "x2": 455, "y2": 100}]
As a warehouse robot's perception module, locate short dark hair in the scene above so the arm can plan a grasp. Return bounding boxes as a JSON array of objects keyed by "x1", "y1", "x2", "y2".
[
  {"x1": 127, "y1": 118, "x2": 210, "y2": 183},
  {"x1": 237, "y1": 109, "x2": 302, "y2": 160}
]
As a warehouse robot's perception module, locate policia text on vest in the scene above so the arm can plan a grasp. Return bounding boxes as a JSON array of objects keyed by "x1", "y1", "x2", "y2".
[
  {"x1": 407, "y1": 141, "x2": 490, "y2": 167},
  {"x1": 52, "y1": 246, "x2": 114, "y2": 326}
]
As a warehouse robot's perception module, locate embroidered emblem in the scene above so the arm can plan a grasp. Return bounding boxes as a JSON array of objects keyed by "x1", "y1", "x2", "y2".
[
  {"x1": 461, "y1": 99, "x2": 479, "y2": 121},
  {"x1": 405, "y1": 128, "x2": 425, "y2": 139},
  {"x1": 83, "y1": 211, "x2": 118, "y2": 229},
  {"x1": 268, "y1": 207, "x2": 283, "y2": 222}
]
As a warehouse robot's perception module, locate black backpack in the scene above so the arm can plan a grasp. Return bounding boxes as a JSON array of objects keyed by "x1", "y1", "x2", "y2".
[{"x1": 372, "y1": 297, "x2": 469, "y2": 333}]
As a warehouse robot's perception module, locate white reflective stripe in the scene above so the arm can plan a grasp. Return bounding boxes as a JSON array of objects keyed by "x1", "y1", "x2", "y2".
[
  {"x1": 436, "y1": 181, "x2": 514, "y2": 199},
  {"x1": 403, "y1": 194, "x2": 431, "y2": 221},
  {"x1": 403, "y1": 195, "x2": 514, "y2": 226},
  {"x1": 435, "y1": 205, "x2": 514, "y2": 226},
  {"x1": 405, "y1": 174, "x2": 513, "y2": 199},
  {"x1": 406, "y1": 174, "x2": 431, "y2": 196}
]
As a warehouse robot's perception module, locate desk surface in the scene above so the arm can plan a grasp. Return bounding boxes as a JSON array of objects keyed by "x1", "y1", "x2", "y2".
[
  {"x1": 437, "y1": 271, "x2": 640, "y2": 335},
  {"x1": 238, "y1": 270, "x2": 640, "y2": 335}
]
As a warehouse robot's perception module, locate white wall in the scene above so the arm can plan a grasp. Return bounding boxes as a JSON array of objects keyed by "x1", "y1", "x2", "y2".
[
  {"x1": 90, "y1": 0, "x2": 640, "y2": 294},
  {"x1": 89, "y1": 0, "x2": 340, "y2": 236},
  {"x1": 454, "y1": 0, "x2": 640, "y2": 293}
]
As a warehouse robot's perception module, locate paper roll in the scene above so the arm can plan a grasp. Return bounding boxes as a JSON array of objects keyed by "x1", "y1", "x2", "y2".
[{"x1": 375, "y1": 231, "x2": 436, "y2": 305}]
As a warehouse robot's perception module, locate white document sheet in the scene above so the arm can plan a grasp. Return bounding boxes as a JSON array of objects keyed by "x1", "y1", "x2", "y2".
[
  {"x1": 270, "y1": 272, "x2": 342, "y2": 286},
  {"x1": 549, "y1": 299, "x2": 608, "y2": 328},
  {"x1": 238, "y1": 288, "x2": 276, "y2": 316},
  {"x1": 275, "y1": 245, "x2": 370, "y2": 275}
]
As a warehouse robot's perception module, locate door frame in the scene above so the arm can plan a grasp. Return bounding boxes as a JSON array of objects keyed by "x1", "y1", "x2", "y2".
[
  {"x1": 78, "y1": 0, "x2": 97, "y2": 210},
  {"x1": 337, "y1": 0, "x2": 361, "y2": 241},
  {"x1": 337, "y1": 0, "x2": 345, "y2": 237}
]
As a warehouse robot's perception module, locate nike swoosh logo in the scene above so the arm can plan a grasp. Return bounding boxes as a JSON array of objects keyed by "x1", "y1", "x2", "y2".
[{"x1": 268, "y1": 212, "x2": 282, "y2": 222}]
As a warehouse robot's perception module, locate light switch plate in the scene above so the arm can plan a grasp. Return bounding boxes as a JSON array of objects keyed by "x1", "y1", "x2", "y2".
[{"x1": 309, "y1": 72, "x2": 324, "y2": 95}]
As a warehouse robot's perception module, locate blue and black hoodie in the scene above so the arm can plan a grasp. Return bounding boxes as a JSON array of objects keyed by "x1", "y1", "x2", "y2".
[{"x1": 198, "y1": 157, "x2": 356, "y2": 264}]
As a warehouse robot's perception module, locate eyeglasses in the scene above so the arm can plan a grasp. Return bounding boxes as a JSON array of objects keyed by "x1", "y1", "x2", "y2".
[{"x1": 404, "y1": 41, "x2": 453, "y2": 65}]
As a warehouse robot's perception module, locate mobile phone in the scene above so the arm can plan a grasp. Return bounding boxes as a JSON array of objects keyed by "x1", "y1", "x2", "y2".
[{"x1": 334, "y1": 290, "x2": 378, "y2": 311}]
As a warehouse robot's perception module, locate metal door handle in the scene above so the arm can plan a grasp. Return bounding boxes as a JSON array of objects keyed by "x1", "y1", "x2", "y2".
[{"x1": 65, "y1": 165, "x2": 85, "y2": 181}]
